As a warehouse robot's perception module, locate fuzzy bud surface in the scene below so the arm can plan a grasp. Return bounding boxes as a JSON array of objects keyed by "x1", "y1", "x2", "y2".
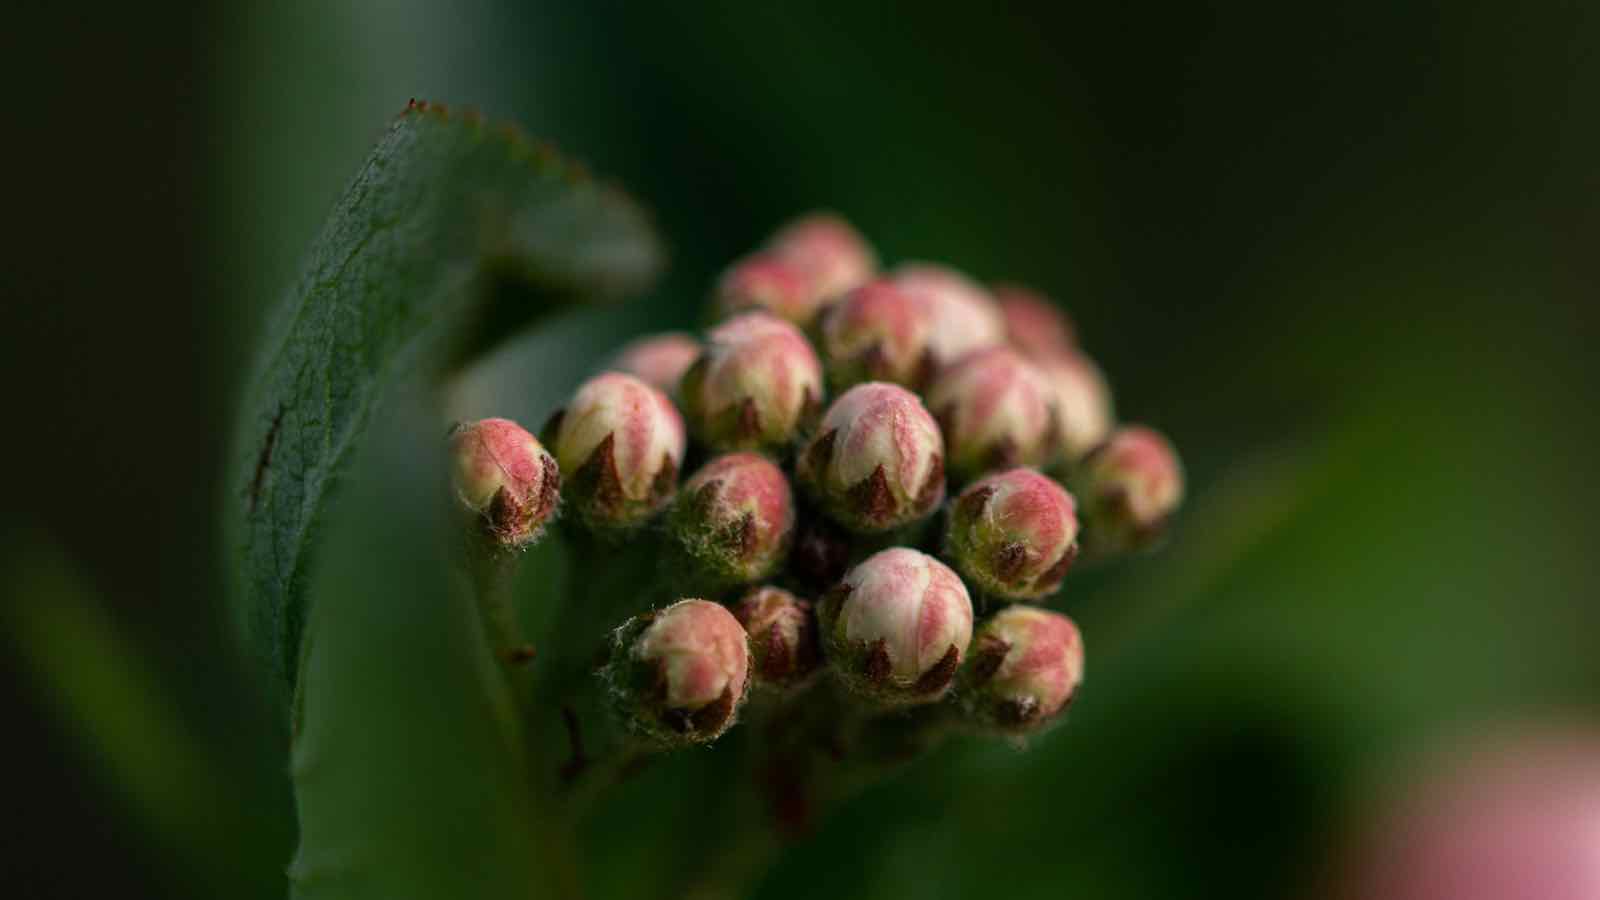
[
  {"x1": 892, "y1": 263, "x2": 1006, "y2": 365},
  {"x1": 730, "y1": 585, "x2": 821, "y2": 691},
  {"x1": 767, "y1": 212, "x2": 877, "y2": 302},
  {"x1": 606, "y1": 599, "x2": 751, "y2": 746},
  {"x1": 546, "y1": 372, "x2": 686, "y2": 529},
  {"x1": 1076, "y1": 425, "x2": 1183, "y2": 552},
  {"x1": 818, "y1": 279, "x2": 938, "y2": 392},
  {"x1": 680, "y1": 313, "x2": 824, "y2": 452},
  {"x1": 668, "y1": 453, "x2": 795, "y2": 586},
  {"x1": 818, "y1": 548, "x2": 973, "y2": 704},
  {"x1": 960, "y1": 606, "x2": 1083, "y2": 734},
  {"x1": 945, "y1": 468, "x2": 1079, "y2": 600},
  {"x1": 927, "y1": 346, "x2": 1059, "y2": 482},
  {"x1": 796, "y1": 382, "x2": 945, "y2": 533},
  {"x1": 449, "y1": 418, "x2": 560, "y2": 549},
  {"x1": 994, "y1": 283, "x2": 1076, "y2": 360}
]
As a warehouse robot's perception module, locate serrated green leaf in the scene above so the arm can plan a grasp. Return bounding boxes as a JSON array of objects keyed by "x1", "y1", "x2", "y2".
[{"x1": 226, "y1": 102, "x2": 663, "y2": 693}]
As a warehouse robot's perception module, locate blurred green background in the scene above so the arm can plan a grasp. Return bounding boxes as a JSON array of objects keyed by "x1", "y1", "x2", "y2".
[{"x1": 4, "y1": 2, "x2": 1596, "y2": 898}]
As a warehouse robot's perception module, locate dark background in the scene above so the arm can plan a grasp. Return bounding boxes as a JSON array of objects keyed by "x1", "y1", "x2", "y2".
[{"x1": 4, "y1": 2, "x2": 1596, "y2": 898}]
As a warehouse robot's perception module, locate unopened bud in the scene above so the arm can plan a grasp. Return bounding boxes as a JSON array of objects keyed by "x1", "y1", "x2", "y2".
[
  {"x1": 767, "y1": 211, "x2": 877, "y2": 302},
  {"x1": 604, "y1": 599, "x2": 751, "y2": 746},
  {"x1": 795, "y1": 382, "x2": 945, "y2": 533},
  {"x1": 610, "y1": 332, "x2": 702, "y2": 393},
  {"x1": 545, "y1": 372, "x2": 686, "y2": 529},
  {"x1": 1075, "y1": 425, "x2": 1183, "y2": 553},
  {"x1": 668, "y1": 453, "x2": 795, "y2": 587},
  {"x1": 960, "y1": 606, "x2": 1083, "y2": 735},
  {"x1": 713, "y1": 255, "x2": 828, "y2": 327},
  {"x1": 730, "y1": 585, "x2": 821, "y2": 691},
  {"x1": 993, "y1": 283, "x2": 1076, "y2": 360},
  {"x1": 818, "y1": 279, "x2": 938, "y2": 392},
  {"x1": 818, "y1": 548, "x2": 973, "y2": 704},
  {"x1": 945, "y1": 468, "x2": 1079, "y2": 601},
  {"x1": 680, "y1": 313, "x2": 824, "y2": 453},
  {"x1": 1039, "y1": 351, "x2": 1114, "y2": 467},
  {"x1": 892, "y1": 263, "x2": 1006, "y2": 366},
  {"x1": 449, "y1": 418, "x2": 561, "y2": 549},
  {"x1": 926, "y1": 346, "x2": 1059, "y2": 483}
]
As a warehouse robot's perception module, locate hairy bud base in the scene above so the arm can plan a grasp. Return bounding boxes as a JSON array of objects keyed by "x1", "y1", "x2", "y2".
[
  {"x1": 796, "y1": 383, "x2": 946, "y2": 533},
  {"x1": 449, "y1": 418, "x2": 560, "y2": 549},
  {"x1": 946, "y1": 468, "x2": 1079, "y2": 601},
  {"x1": 546, "y1": 372, "x2": 686, "y2": 530},
  {"x1": 605, "y1": 599, "x2": 752, "y2": 747}
]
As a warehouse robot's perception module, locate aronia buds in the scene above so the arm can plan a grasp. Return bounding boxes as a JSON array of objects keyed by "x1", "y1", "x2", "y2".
[
  {"x1": 448, "y1": 418, "x2": 561, "y2": 549},
  {"x1": 668, "y1": 453, "x2": 795, "y2": 587},
  {"x1": 960, "y1": 606, "x2": 1083, "y2": 735},
  {"x1": 610, "y1": 332, "x2": 702, "y2": 393},
  {"x1": 545, "y1": 372, "x2": 686, "y2": 529},
  {"x1": 680, "y1": 313, "x2": 824, "y2": 452},
  {"x1": 1039, "y1": 352, "x2": 1114, "y2": 468},
  {"x1": 730, "y1": 586, "x2": 821, "y2": 691},
  {"x1": 796, "y1": 382, "x2": 945, "y2": 533},
  {"x1": 945, "y1": 468, "x2": 1079, "y2": 601},
  {"x1": 604, "y1": 599, "x2": 751, "y2": 746},
  {"x1": 926, "y1": 346, "x2": 1059, "y2": 483},
  {"x1": 818, "y1": 279, "x2": 937, "y2": 392},
  {"x1": 767, "y1": 212, "x2": 877, "y2": 302},
  {"x1": 713, "y1": 255, "x2": 827, "y2": 327},
  {"x1": 993, "y1": 283, "x2": 1076, "y2": 361},
  {"x1": 818, "y1": 548, "x2": 974, "y2": 704},
  {"x1": 1075, "y1": 425, "x2": 1183, "y2": 553},
  {"x1": 892, "y1": 262, "x2": 1005, "y2": 366}
]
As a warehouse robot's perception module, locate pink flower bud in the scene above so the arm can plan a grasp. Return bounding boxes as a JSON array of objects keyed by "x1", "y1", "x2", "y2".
[
  {"x1": 818, "y1": 548, "x2": 974, "y2": 704},
  {"x1": 818, "y1": 279, "x2": 938, "y2": 392},
  {"x1": 730, "y1": 585, "x2": 821, "y2": 691},
  {"x1": 926, "y1": 346, "x2": 1059, "y2": 483},
  {"x1": 680, "y1": 313, "x2": 824, "y2": 452},
  {"x1": 545, "y1": 372, "x2": 686, "y2": 529},
  {"x1": 449, "y1": 418, "x2": 561, "y2": 549},
  {"x1": 767, "y1": 211, "x2": 878, "y2": 302},
  {"x1": 668, "y1": 453, "x2": 796, "y2": 586},
  {"x1": 892, "y1": 262, "x2": 1006, "y2": 366},
  {"x1": 610, "y1": 332, "x2": 702, "y2": 393},
  {"x1": 605, "y1": 599, "x2": 751, "y2": 746},
  {"x1": 945, "y1": 468, "x2": 1079, "y2": 601},
  {"x1": 795, "y1": 382, "x2": 946, "y2": 533},
  {"x1": 1039, "y1": 351, "x2": 1114, "y2": 467},
  {"x1": 1075, "y1": 425, "x2": 1183, "y2": 553},
  {"x1": 713, "y1": 254, "x2": 828, "y2": 327},
  {"x1": 960, "y1": 606, "x2": 1083, "y2": 734},
  {"x1": 993, "y1": 283, "x2": 1076, "y2": 360}
]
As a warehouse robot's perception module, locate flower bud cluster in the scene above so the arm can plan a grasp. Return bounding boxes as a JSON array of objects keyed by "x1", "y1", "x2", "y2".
[{"x1": 465, "y1": 211, "x2": 1183, "y2": 756}]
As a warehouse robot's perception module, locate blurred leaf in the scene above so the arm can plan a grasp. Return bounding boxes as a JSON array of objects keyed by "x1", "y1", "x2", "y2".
[
  {"x1": 3, "y1": 542, "x2": 288, "y2": 899},
  {"x1": 225, "y1": 101, "x2": 663, "y2": 694},
  {"x1": 287, "y1": 393, "x2": 575, "y2": 899}
]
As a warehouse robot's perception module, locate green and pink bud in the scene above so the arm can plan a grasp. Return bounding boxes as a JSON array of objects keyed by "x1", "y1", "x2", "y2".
[
  {"x1": 1075, "y1": 425, "x2": 1183, "y2": 553},
  {"x1": 667, "y1": 453, "x2": 796, "y2": 587},
  {"x1": 610, "y1": 332, "x2": 702, "y2": 394},
  {"x1": 1039, "y1": 351, "x2": 1114, "y2": 468},
  {"x1": 679, "y1": 313, "x2": 824, "y2": 453},
  {"x1": 960, "y1": 606, "x2": 1083, "y2": 735},
  {"x1": 945, "y1": 468, "x2": 1079, "y2": 601},
  {"x1": 730, "y1": 585, "x2": 821, "y2": 692},
  {"x1": 993, "y1": 283, "x2": 1076, "y2": 361},
  {"x1": 767, "y1": 211, "x2": 878, "y2": 302},
  {"x1": 545, "y1": 372, "x2": 686, "y2": 530},
  {"x1": 926, "y1": 346, "x2": 1059, "y2": 483},
  {"x1": 818, "y1": 279, "x2": 938, "y2": 392},
  {"x1": 796, "y1": 382, "x2": 946, "y2": 533},
  {"x1": 713, "y1": 255, "x2": 828, "y2": 327},
  {"x1": 892, "y1": 262, "x2": 1006, "y2": 366},
  {"x1": 818, "y1": 548, "x2": 974, "y2": 704},
  {"x1": 604, "y1": 599, "x2": 752, "y2": 746},
  {"x1": 448, "y1": 417, "x2": 561, "y2": 549}
]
